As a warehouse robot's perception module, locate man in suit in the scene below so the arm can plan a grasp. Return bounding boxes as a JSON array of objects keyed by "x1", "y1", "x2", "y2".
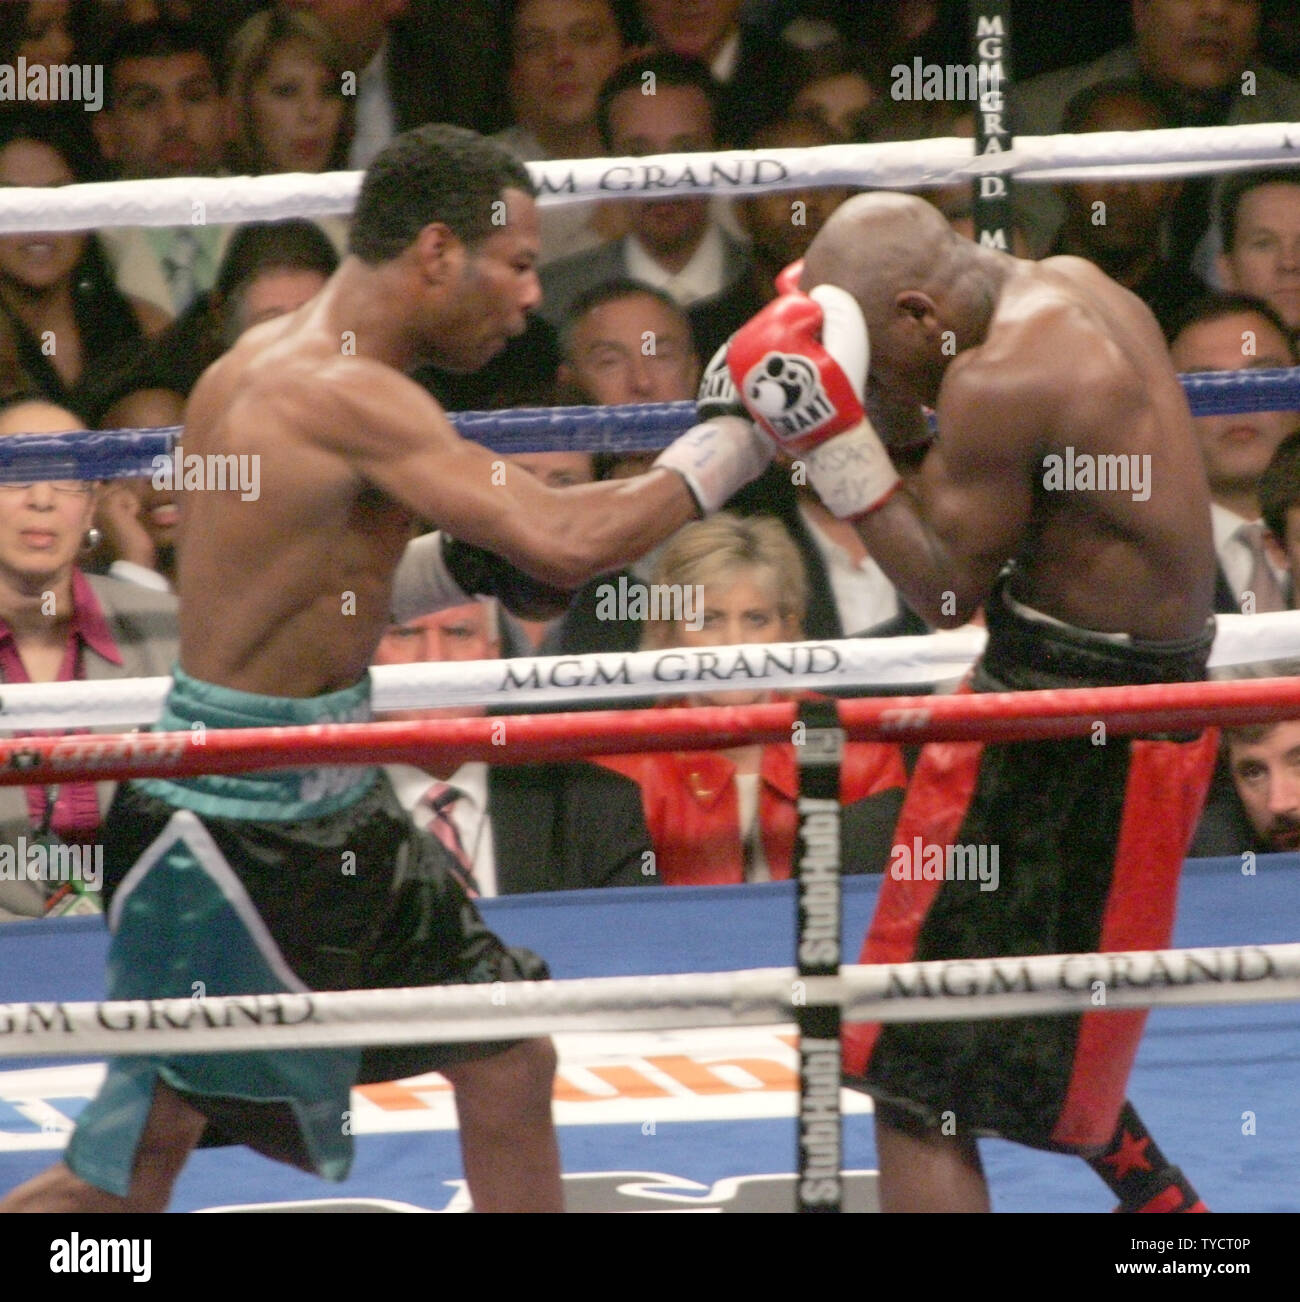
[
  {"x1": 1012, "y1": 0, "x2": 1300, "y2": 264},
  {"x1": 539, "y1": 52, "x2": 752, "y2": 331},
  {"x1": 633, "y1": 0, "x2": 791, "y2": 144},
  {"x1": 92, "y1": 21, "x2": 233, "y2": 317},
  {"x1": 1215, "y1": 170, "x2": 1300, "y2": 336},
  {"x1": 374, "y1": 598, "x2": 655, "y2": 894},
  {"x1": 493, "y1": 0, "x2": 630, "y2": 265},
  {"x1": 1166, "y1": 292, "x2": 1300, "y2": 615}
]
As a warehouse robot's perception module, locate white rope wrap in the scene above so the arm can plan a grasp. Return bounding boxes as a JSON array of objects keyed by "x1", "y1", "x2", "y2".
[
  {"x1": 1, "y1": 942, "x2": 1295, "y2": 1057},
  {"x1": 1, "y1": 610, "x2": 1296, "y2": 731},
  {"x1": 1, "y1": 124, "x2": 1297, "y2": 233}
]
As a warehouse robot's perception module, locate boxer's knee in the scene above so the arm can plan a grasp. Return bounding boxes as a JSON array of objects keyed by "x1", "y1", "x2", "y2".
[{"x1": 447, "y1": 1037, "x2": 556, "y2": 1131}]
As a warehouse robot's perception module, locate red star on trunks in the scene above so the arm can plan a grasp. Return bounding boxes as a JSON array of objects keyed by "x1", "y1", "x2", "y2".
[{"x1": 1103, "y1": 1130, "x2": 1155, "y2": 1180}]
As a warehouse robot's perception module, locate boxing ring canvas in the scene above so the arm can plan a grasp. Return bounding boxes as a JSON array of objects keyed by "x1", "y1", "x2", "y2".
[{"x1": 1, "y1": 857, "x2": 1296, "y2": 1213}]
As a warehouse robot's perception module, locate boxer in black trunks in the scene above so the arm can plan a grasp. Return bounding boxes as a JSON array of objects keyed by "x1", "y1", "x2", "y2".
[
  {"x1": 0, "y1": 124, "x2": 770, "y2": 1214},
  {"x1": 726, "y1": 192, "x2": 1218, "y2": 1212}
]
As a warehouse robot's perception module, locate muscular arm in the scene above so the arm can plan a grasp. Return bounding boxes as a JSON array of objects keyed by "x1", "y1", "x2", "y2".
[
  {"x1": 853, "y1": 360, "x2": 1042, "y2": 626},
  {"x1": 319, "y1": 363, "x2": 700, "y2": 588}
]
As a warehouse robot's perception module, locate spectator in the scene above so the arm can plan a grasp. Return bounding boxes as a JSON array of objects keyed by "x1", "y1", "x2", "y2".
[
  {"x1": 0, "y1": 113, "x2": 168, "y2": 412},
  {"x1": 282, "y1": 1, "x2": 507, "y2": 165},
  {"x1": 595, "y1": 514, "x2": 907, "y2": 884},
  {"x1": 695, "y1": 113, "x2": 854, "y2": 354},
  {"x1": 535, "y1": 278, "x2": 699, "y2": 654},
  {"x1": 91, "y1": 20, "x2": 232, "y2": 317},
  {"x1": 84, "y1": 219, "x2": 340, "y2": 594},
  {"x1": 0, "y1": 398, "x2": 179, "y2": 921},
  {"x1": 557, "y1": 277, "x2": 701, "y2": 409},
  {"x1": 1215, "y1": 170, "x2": 1300, "y2": 335},
  {"x1": 1259, "y1": 429, "x2": 1300, "y2": 596},
  {"x1": 1192, "y1": 721, "x2": 1300, "y2": 857},
  {"x1": 224, "y1": 7, "x2": 354, "y2": 175},
  {"x1": 374, "y1": 598, "x2": 656, "y2": 894},
  {"x1": 634, "y1": 0, "x2": 791, "y2": 143},
  {"x1": 1051, "y1": 80, "x2": 1207, "y2": 333},
  {"x1": 1013, "y1": 0, "x2": 1300, "y2": 265},
  {"x1": 83, "y1": 218, "x2": 340, "y2": 425},
  {"x1": 789, "y1": 60, "x2": 876, "y2": 141},
  {"x1": 539, "y1": 52, "x2": 751, "y2": 330},
  {"x1": 494, "y1": 0, "x2": 630, "y2": 265},
  {"x1": 0, "y1": 3, "x2": 74, "y2": 97},
  {"x1": 92, "y1": 388, "x2": 184, "y2": 594},
  {"x1": 555, "y1": 275, "x2": 882, "y2": 644},
  {"x1": 1167, "y1": 292, "x2": 1300, "y2": 614}
]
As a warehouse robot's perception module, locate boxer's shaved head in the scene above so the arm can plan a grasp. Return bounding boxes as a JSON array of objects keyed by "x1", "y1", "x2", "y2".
[
  {"x1": 803, "y1": 192, "x2": 964, "y2": 327},
  {"x1": 803, "y1": 191, "x2": 1000, "y2": 403}
]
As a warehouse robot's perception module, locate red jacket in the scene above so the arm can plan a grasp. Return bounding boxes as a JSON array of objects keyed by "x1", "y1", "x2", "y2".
[{"x1": 596, "y1": 707, "x2": 906, "y2": 885}]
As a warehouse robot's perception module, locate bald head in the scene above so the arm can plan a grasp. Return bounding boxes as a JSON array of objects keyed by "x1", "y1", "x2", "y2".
[
  {"x1": 803, "y1": 192, "x2": 963, "y2": 325},
  {"x1": 801, "y1": 192, "x2": 1005, "y2": 406}
]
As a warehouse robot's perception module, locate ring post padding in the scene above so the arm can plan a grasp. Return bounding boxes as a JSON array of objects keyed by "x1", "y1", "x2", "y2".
[{"x1": 794, "y1": 700, "x2": 845, "y2": 1214}]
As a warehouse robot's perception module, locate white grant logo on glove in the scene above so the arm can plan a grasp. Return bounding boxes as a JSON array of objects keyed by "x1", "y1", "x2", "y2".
[{"x1": 741, "y1": 353, "x2": 835, "y2": 441}]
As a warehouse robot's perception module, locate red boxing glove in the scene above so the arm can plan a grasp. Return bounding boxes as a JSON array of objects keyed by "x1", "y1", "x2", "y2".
[
  {"x1": 727, "y1": 288, "x2": 867, "y2": 457},
  {"x1": 728, "y1": 285, "x2": 901, "y2": 518}
]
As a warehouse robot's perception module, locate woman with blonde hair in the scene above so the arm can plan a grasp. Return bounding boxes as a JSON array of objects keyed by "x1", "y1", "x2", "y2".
[
  {"x1": 598, "y1": 514, "x2": 906, "y2": 885},
  {"x1": 224, "y1": 8, "x2": 353, "y2": 176}
]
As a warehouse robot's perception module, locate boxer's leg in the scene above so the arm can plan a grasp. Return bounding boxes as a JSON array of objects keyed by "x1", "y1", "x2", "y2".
[
  {"x1": 443, "y1": 1038, "x2": 563, "y2": 1213},
  {"x1": 1086, "y1": 1101, "x2": 1209, "y2": 1212},
  {"x1": 875, "y1": 1105, "x2": 989, "y2": 1213},
  {"x1": 0, "y1": 1080, "x2": 205, "y2": 1213}
]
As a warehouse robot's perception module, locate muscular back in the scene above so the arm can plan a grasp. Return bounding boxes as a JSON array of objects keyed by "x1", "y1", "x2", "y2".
[
  {"x1": 175, "y1": 313, "x2": 422, "y2": 696},
  {"x1": 923, "y1": 255, "x2": 1214, "y2": 638}
]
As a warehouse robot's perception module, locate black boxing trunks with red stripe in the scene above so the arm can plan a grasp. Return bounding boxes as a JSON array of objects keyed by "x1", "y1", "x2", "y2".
[{"x1": 842, "y1": 574, "x2": 1218, "y2": 1152}]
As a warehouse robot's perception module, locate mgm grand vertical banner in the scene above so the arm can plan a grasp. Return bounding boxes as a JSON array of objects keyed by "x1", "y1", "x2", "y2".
[{"x1": 972, "y1": 6, "x2": 1013, "y2": 250}]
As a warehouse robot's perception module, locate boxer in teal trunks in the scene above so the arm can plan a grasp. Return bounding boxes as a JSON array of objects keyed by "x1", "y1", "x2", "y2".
[{"x1": 0, "y1": 124, "x2": 770, "y2": 1213}]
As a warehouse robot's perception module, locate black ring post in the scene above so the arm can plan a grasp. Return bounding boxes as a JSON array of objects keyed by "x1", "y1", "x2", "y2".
[
  {"x1": 794, "y1": 699, "x2": 845, "y2": 1213},
  {"x1": 971, "y1": 3, "x2": 1014, "y2": 250}
]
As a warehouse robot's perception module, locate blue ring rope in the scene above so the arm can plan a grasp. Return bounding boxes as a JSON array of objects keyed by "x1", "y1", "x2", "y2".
[{"x1": 0, "y1": 369, "x2": 1296, "y2": 482}]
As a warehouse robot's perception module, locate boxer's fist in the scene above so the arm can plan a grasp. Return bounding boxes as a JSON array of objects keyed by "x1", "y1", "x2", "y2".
[
  {"x1": 441, "y1": 535, "x2": 576, "y2": 620},
  {"x1": 727, "y1": 286, "x2": 868, "y2": 457},
  {"x1": 728, "y1": 285, "x2": 900, "y2": 518}
]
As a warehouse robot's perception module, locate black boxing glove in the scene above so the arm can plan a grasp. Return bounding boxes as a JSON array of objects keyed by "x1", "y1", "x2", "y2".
[
  {"x1": 391, "y1": 530, "x2": 577, "y2": 622},
  {"x1": 696, "y1": 337, "x2": 748, "y2": 422},
  {"x1": 440, "y1": 535, "x2": 576, "y2": 621}
]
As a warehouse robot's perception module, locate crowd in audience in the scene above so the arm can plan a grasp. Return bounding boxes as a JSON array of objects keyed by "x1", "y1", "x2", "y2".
[{"x1": 1, "y1": 0, "x2": 1299, "y2": 917}]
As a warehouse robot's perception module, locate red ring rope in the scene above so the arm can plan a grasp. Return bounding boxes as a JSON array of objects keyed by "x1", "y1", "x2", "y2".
[{"x1": 2, "y1": 676, "x2": 1298, "y2": 787}]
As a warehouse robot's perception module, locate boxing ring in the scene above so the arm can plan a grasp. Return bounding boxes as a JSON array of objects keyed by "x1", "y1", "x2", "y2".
[{"x1": 1, "y1": 10, "x2": 1300, "y2": 1236}]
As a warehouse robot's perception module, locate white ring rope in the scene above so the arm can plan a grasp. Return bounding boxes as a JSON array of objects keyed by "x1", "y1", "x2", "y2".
[
  {"x1": 2, "y1": 941, "x2": 1296, "y2": 1058},
  {"x1": 2, "y1": 610, "x2": 1296, "y2": 732},
  {"x1": 1, "y1": 124, "x2": 1298, "y2": 234}
]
